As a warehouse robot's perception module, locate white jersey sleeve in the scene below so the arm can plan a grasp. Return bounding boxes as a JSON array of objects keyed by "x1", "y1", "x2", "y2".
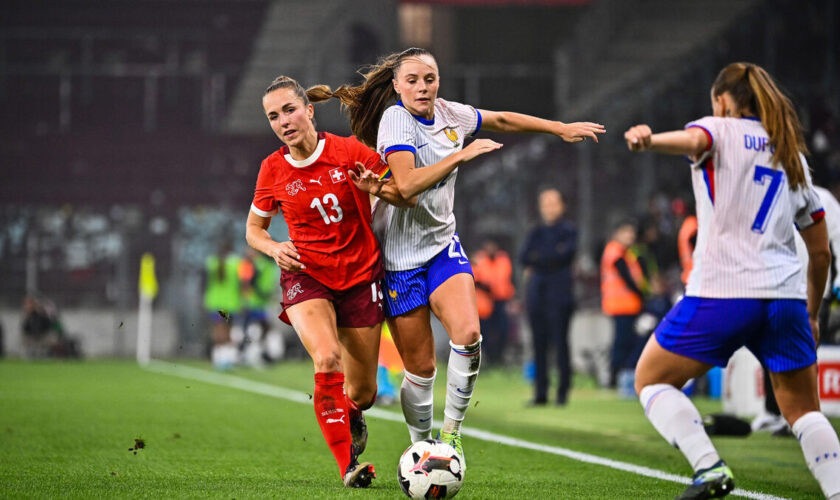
[
  {"x1": 793, "y1": 158, "x2": 825, "y2": 230},
  {"x1": 437, "y1": 98, "x2": 482, "y2": 137},
  {"x1": 685, "y1": 116, "x2": 723, "y2": 154},
  {"x1": 378, "y1": 106, "x2": 418, "y2": 158},
  {"x1": 795, "y1": 184, "x2": 835, "y2": 296}
]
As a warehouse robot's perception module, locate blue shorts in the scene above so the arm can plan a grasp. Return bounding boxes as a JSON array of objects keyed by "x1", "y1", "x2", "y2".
[
  {"x1": 383, "y1": 234, "x2": 473, "y2": 317},
  {"x1": 655, "y1": 296, "x2": 816, "y2": 372}
]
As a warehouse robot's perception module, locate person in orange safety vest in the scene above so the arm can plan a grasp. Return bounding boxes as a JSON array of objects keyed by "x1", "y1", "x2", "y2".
[{"x1": 601, "y1": 220, "x2": 645, "y2": 387}]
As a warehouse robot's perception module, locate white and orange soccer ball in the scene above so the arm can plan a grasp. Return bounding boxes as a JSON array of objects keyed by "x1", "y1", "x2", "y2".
[{"x1": 397, "y1": 439, "x2": 464, "y2": 499}]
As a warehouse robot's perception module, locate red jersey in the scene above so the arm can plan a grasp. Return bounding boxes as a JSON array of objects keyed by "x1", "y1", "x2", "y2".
[{"x1": 251, "y1": 132, "x2": 386, "y2": 290}]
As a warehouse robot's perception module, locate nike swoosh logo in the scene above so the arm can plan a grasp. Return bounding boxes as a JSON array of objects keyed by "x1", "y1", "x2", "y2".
[
  {"x1": 418, "y1": 417, "x2": 431, "y2": 422},
  {"x1": 456, "y1": 387, "x2": 469, "y2": 394},
  {"x1": 417, "y1": 143, "x2": 429, "y2": 149},
  {"x1": 458, "y1": 260, "x2": 468, "y2": 265}
]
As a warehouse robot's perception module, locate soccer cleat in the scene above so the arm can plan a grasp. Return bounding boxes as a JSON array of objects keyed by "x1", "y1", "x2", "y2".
[
  {"x1": 349, "y1": 409, "x2": 368, "y2": 455},
  {"x1": 675, "y1": 460, "x2": 734, "y2": 500},
  {"x1": 438, "y1": 430, "x2": 465, "y2": 469},
  {"x1": 343, "y1": 460, "x2": 376, "y2": 488},
  {"x1": 751, "y1": 412, "x2": 787, "y2": 433}
]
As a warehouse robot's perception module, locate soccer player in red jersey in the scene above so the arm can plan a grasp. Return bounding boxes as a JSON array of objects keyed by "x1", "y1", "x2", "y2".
[{"x1": 245, "y1": 76, "x2": 412, "y2": 488}]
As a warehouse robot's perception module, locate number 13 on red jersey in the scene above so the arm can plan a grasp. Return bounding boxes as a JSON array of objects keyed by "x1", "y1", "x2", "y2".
[{"x1": 310, "y1": 193, "x2": 344, "y2": 225}]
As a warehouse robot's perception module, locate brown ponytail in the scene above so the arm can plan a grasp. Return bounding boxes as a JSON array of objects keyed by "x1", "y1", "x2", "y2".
[
  {"x1": 711, "y1": 62, "x2": 809, "y2": 189},
  {"x1": 306, "y1": 47, "x2": 435, "y2": 148}
]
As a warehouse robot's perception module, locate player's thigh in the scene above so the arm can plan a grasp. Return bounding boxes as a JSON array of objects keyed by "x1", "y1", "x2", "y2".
[
  {"x1": 429, "y1": 273, "x2": 481, "y2": 346},
  {"x1": 634, "y1": 334, "x2": 712, "y2": 394},
  {"x1": 338, "y1": 323, "x2": 382, "y2": 406},
  {"x1": 387, "y1": 307, "x2": 436, "y2": 377},
  {"x1": 285, "y1": 298, "x2": 342, "y2": 371},
  {"x1": 769, "y1": 364, "x2": 820, "y2": 425}
]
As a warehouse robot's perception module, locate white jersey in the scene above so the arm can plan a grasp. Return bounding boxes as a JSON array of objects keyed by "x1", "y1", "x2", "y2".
[
  {"x1": 794, "y1": 186, "x2": 840, "y2": 296},
  {"x1": 685, "y1": 116, "x2": 824, "y2": 299},
  {"x1": 374, "y1": 98, "x2": 481, "y2": 271}
]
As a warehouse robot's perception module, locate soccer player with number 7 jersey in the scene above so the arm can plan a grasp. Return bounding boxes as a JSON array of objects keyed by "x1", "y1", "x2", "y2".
[
  {"x1": 625, "y1": 62, "x2": 840, "y2": 499},
  {"x1": 245, "y1": 75, "x2": 414, "y2": 488}
]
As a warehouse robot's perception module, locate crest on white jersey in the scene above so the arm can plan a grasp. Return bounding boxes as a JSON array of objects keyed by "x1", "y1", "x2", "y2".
[{"x1": 444, "y1": 128, "x2": 460, "y2": 148}]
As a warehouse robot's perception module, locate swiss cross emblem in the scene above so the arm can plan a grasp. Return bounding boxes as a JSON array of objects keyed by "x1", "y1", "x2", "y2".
[{"x1": 329, "y1": 167, "x2": 346, "y2": 184}]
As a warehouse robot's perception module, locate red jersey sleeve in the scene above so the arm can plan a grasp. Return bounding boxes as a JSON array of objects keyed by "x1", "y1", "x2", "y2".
[
  {"x1": 350, "y1": 136, "x2": 390, "y2": 180},
  {"x1": 251, "y1": 157, "x2": 278, "y2": 217}
]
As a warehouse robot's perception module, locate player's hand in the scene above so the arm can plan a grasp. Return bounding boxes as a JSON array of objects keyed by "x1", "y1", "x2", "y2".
[
  {"x1": 460, "y1": 138, "x2": 503, "y2": 163},
  {"x1": 625, "y1": 124, "x2": 653, "y2": 152},
  {"x1": 348, "y1": 161, "x2": 386, "y2": 195},
  {"x1": 558, "y1": 122, "x2": 605, "y2": 143},
  {"x1": 268, "y1": 240, "x2": 305, "y2": 271},
  {"x1": 810, "y1": 316, "x2": 821, "y2": 346}
]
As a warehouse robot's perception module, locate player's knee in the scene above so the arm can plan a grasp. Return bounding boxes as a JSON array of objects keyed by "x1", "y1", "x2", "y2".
[
  {"x1": 454, "y1": 326, "x2": 481, "y2": 348},
  {"x1": 312, "y1": 349, "x2": 342, "y2": 373},
  {"x1": 633, "y1": 378, "x2": 647, "y2": 396},
  {"x1": 406, "y1": 361, "x2": 436, "y2": 379},
  {"x1": 348, "y1": 385, "x2": 377, "y2": 410},
  {"x1": 634, "y1": 366, "x2": 653, "y2": 395}
]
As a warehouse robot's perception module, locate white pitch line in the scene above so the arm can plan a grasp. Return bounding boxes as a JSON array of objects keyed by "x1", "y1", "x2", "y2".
[{"x1": 144, "y1": 360, "x2": 788, "y2": 500}]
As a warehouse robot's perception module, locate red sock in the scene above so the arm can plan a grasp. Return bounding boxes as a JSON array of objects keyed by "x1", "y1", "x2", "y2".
[
  {"x1": 346, "y1": 395, "x2": 361, "y2": 421},
  {"x1": 314, "y1": 372, "x2": 352, "y2": 477}
]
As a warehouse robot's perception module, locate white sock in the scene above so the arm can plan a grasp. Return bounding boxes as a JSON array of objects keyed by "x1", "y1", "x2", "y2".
[
  {"x1": 792, "y1": 411, "x2": 840, "y2": 499},
  {"x1": 442, "y1": 337, "x2": 482, "y2": 434},
  {"x1": 401, "y1": 369, "x2": 435, "y2": 443},
  {"x1": 639, "y1": 383, "x2": 720, "y2": 472}
]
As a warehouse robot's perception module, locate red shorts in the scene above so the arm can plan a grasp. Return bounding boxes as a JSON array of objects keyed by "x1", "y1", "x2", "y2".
[{"x1": 279, "y1": 270, "x2": 385, "y2": 328}]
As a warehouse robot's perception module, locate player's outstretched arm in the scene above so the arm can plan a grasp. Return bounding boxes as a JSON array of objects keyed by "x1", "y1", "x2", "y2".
[
  {"x1": 387, "y1": 139, "x2": 502, "y2": 199},
  {"x1": 478, "y1": 109, "x2": 605, "y2": 143},
  {"x1": 349, "y1": 162, "x2": 418, "y2": 208},
  {"x1": 245, "y1": 211, "x2": 305, "y2": 271},
  {"x1": 625, "y1": 125, "x2": 709, "y2": 156}
]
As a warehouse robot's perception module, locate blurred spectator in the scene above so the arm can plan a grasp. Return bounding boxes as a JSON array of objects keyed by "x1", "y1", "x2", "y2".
[
  {"x1": 630, "y1": 220, "x2": 659, "y2": 294},
  {"x1": 204, "y1": 241, "x2": 242, "y2": 370},
  {"x1": 520, "y1": 187, "x2": 577, "y2": 406},
  {"x1": 472, "y1": 238, "x2": 515, "y2": 365},
  {"x1": 601, "y1": 220, "x2": 644, "y2": 389},
  {"x1": 677, "y1": 208, "x2": 698, "y2": 287},
  {"x1": 21, "y1": 293, "x2": 79, "y2": 358},
  {"x1": 238, "y1": 248, "x2": 280, "y2": 366}
]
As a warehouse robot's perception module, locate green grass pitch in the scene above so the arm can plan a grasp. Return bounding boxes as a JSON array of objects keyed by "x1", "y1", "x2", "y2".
[{"x1": 0, "y1": 359, "x2": 834, "y2": 498}]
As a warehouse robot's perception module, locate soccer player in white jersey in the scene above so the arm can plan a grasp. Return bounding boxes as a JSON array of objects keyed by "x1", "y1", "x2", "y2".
[
  {"x1": 624, "y1": 62, "x2": 840, "y2": 499},
  {"x1": 310, "y1": 47, "x2": 604, "y2": 463}
]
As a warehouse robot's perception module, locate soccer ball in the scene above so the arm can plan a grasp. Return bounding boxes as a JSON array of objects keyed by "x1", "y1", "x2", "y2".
[{"x1": 397, "y1": 439, "x2": 464, "y2": 499}]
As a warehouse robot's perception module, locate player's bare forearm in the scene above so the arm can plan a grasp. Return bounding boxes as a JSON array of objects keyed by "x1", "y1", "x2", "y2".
[
  {"x1": 480, "y1": 110, "x2": 553, "y2": 134},
  {"x1": 376, "y1": 181, "x2": 417, "y2": 208},
  {"x1": 388, "y1": 140, "x2": 501, "y2": 199},
  {"x1": 625, "y1": 126, "x2": 708, "y2": 156},
  {"x1": 245, "y1": 215, "x2": 275, "y2": 258},
  {"x1": 650, "y1": 130, "x2": 707, "y2": 155},
  {"x1": 480, "y1": 110, "x2": 604, "y2": 142},
  {"x1": 387, "y1": 150, "x2": 464, "y2": 199}
]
